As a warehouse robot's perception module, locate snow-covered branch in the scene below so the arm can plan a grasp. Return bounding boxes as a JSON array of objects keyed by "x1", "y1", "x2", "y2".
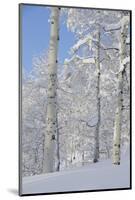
[
  {"x1": 64, "y1": 55, "x2": 95, "y2": 65},
  {"x1": 103, "y1": 26, "x2": 121, "y2": 33},
  {"x1": 71, "y1": 34, "x2": 98, "y2": 53},
  {"x1": 104, "y1": 15, "x2": 129, "y2": 33}
]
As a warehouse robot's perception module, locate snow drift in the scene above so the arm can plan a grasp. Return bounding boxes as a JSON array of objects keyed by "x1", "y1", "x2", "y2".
[{"x1": 22, "y1": 155, "x2": 130, "y2": 194}]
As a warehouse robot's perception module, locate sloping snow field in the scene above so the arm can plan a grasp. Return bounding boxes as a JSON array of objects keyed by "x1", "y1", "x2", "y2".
[{"x1": 22, "y1": 155, "x2": 130, "y2": 194}]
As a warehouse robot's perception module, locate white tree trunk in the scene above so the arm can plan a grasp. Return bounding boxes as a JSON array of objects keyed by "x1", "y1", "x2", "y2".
[
  {"x1": 56, "y1": 114, "x2": 60, "y2": 171},
  {"x1": 112, "y1": 72, "x2": 123, "y2": 165},
  {"x1": 43, "y1": 7, "x2": 60, "y2": 173},
  {"x1": 112, "y1": 16, "x2": 128, "y2": 165},
  {"x1": 93, "y1": 29, "x2": 101, "y2": 163}
]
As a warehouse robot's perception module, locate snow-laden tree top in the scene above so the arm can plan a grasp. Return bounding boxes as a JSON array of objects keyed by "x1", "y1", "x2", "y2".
[{"x1": 65, "y1": 9, "x2": 129, "y2": 35}]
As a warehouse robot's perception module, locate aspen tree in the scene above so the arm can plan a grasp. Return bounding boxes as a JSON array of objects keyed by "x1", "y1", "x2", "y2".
[
  {"x1": 112, "y1": 15, "x2": 129, "y2": 165},
  {"x1": 43, "y1": 7, "x2": 60, "y2": 173},
  {"x1": 56, "y1": 113, "x2": 60, "y2": 171},
  {"x1": 93, "y1": 28, "x2": 101, "y2": 162}
]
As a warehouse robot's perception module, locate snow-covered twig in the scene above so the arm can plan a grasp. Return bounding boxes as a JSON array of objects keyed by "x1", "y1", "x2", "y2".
[
  {"x1": 64, "y1": 55, "x2": 95, "y2": 65},
  {"x1": 71, "y1": 34, "x2": 98, "y2": 53},
  {"x1": 57, "y1": 86, "x2": 74, "y2": 95},
  {"x1": 103, "y1": 26, "x2": 121, "y2": 33},
  {"x1": 103, "y1": 47, "x2": 119, "y2": 51},
  {"x1": 103, "y1": 15, "x2": 129, "y2": 34}
]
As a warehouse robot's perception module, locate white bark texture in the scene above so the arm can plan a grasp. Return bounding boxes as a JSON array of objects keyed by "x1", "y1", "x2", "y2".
[
  {"x1": 112, "y1": 16, "x2": 128, "y2": 165},
  {"x1": 56, "y1": 114, "x2": 60, "y2": 171},
  {"x1": 43, "y1": 7, "x2": 60, "y2": 173},
  {"x1": 93, "y1": 29, "x2": 101, "y2": 163}
]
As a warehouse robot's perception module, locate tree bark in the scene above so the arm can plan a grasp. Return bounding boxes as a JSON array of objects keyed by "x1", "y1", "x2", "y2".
[
  {"x1": 43, "y1": 7, "x2": 60, "y2": 173},
  {"x1": 112, "y1": 72, "x2": 123, "y2": 165},
  {"x1": 56, "y1": 114, "x2": 60, "y2": 171},
  {"x1": 93, "y1": 29, "x2": 101, "y2": 163},
  {"x1": 112, "y1": 16, "x2": 128, "y2": 165}
]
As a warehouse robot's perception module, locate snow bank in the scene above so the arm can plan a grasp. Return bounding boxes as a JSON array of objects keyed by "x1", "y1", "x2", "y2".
[{"x1": 22, "y1": 156, "x2": 130, "y2": 194}]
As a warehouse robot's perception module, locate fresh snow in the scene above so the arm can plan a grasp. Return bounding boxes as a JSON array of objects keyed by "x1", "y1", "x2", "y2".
[
  {"x1": 22, "y1": 155, "x2": 130, "y2": 194},
  {"x1": 64, "y1": 55, "x2": 95, "y2": 65},
  {"x1": 105, "y1": 15, "x2": 129, "y2": 32},
  {"x1": 71, "y1": 34, "x2": 98, "y2": 53}
]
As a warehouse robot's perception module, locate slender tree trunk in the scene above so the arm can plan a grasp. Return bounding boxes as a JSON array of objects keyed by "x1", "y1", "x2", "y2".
[
  {"x1": 112, "y1": 16, "x2": 128, "y2": 165},
  {"x1": 43, "y1": 7, "x2": 60, "y2": 173},
  {"x1": 82, "y1": 151, "x2": 85, "y2": 166},
  {"x1": 112, "y1": 74, "x2": 123, "y2": 165},
  {"x1": 56, "y1": 114, "x2": 60, "y2": 171},
  {"x1": 70, "y1": 137, "x2": 74, "y2": 164},
  {"x1": 93, "y1": 29, "x2": 101, "y2": 163}
]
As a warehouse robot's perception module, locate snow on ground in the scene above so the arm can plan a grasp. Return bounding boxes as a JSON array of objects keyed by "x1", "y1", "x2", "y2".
[{"x1": 22, "y1": 156, "x2": 130, "y2": 194}]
